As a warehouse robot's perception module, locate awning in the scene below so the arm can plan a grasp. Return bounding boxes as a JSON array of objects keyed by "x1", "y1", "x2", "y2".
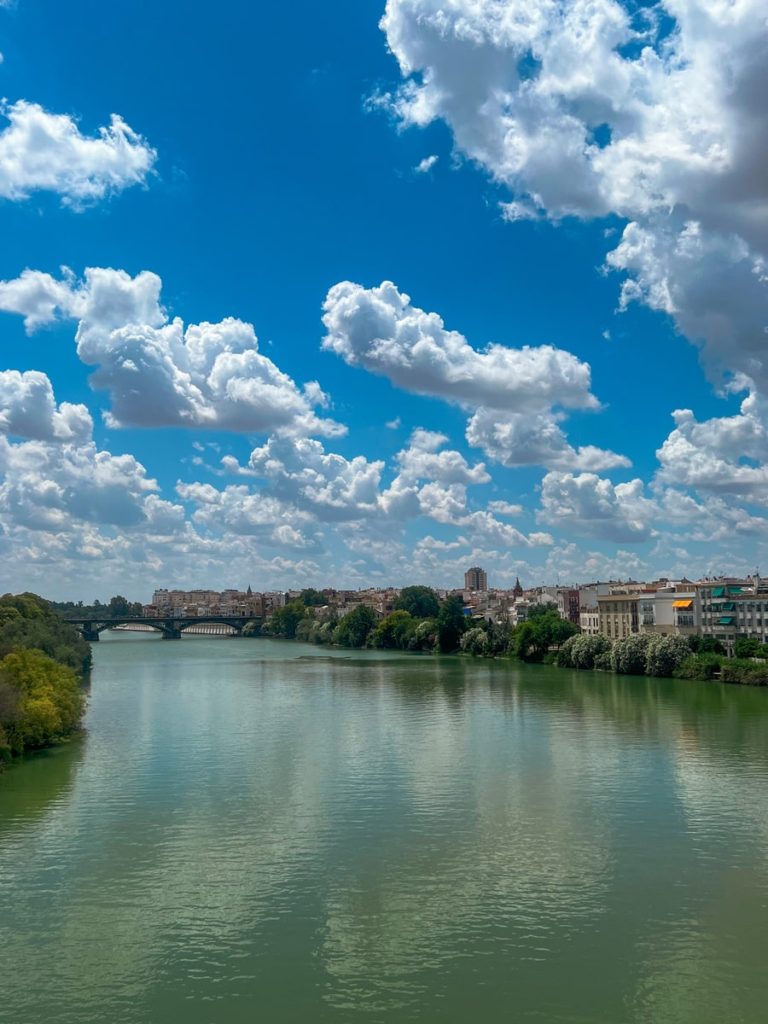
[
  {"x1": 711, "y1": 587, "x2": 725, "y2": 597},
  {"x1": 717, "y1": 616, "x2": 735, "y2": 625},
  {"x1": 672, "y1": 600, "x2": 693, "y2": 609}
]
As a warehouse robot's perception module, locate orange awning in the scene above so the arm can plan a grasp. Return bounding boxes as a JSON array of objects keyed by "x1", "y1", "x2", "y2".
[{"x1": 672, "y1": 600, "x2": 693, "y2": 609}]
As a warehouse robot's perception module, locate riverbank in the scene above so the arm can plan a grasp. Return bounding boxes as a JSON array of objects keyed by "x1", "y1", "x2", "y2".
[{"x1": 255, "y1": 622, "x2": 768, "y2": 688}]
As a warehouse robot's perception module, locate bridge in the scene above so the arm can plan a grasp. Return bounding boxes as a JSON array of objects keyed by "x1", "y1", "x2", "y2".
[{"x1": 64, "y1": 615, "x2": 262, "y2": 641}]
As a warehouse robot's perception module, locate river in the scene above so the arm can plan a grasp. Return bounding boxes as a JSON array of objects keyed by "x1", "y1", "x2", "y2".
[{"x1": 1, "y1": 633, "x2": 767, "y2": 1023}]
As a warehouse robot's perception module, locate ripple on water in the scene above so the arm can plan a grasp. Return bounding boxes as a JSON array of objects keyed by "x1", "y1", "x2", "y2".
[{"x1": 1, "y1": 639, "x2": 768, "y2": 1023}]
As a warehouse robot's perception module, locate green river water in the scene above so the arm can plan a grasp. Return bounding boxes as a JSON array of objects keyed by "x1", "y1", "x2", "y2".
[{"x1": 1, "y1": 633, "x2": 767, "y2": 1023}]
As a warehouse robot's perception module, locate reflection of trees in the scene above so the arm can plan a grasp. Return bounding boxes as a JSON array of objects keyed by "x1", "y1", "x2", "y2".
[
  {"x1": 3, "y1": 645, "x2": 768, "y2": 1023},
  {"x1": 508, "y1": 666, "x2": 768, "y2": 771},
  {"x1": 0, "y1": 736, "x2": 83, "y2": 832}
]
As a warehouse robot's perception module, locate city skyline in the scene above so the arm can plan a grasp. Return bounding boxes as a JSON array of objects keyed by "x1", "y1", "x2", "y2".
[{"x1": 0, "y1": 1, "x2": 766, "y2": 600}]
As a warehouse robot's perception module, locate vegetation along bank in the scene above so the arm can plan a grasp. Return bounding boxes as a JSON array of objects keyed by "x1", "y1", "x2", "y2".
[
  {"x1": 0, "y1": 593, "x2": 90, "y2": 766},
  {"x1": 253, "y1": 586, "x2": 768, "y2": 687}
]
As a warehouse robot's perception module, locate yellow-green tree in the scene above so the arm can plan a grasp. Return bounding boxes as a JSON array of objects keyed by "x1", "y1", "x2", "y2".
[{"x1": 0, "y1": 649, "x2": 85, "y2": 759}]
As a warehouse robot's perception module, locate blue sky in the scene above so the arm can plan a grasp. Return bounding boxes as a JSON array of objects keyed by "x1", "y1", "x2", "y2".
[{"x1": 0, "y1": 0, "x2": 765, "y2": 600}]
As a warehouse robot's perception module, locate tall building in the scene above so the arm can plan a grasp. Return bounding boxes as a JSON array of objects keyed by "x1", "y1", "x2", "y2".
[{"x1": 464, "y1": 566, "x2": 488, "y2": 592}]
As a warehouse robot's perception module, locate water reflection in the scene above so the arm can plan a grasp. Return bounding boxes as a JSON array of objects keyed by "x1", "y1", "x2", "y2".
[{"x1": 0, "y1": 637, "x2": 767, "y2": 1023}]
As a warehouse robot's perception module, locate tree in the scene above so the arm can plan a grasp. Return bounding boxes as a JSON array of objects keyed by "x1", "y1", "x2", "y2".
[
  {"x1": 0, "y1": 593, "x2": 90, "y2": 674},
  {"x1": 460, "y1": 627, "x2": 490, "y2": 656},
  {"x1": 333, "y1": 606, "x2": 377, "y2": 648},
  {"x1": 394, "y1": 586, "x2": 440, "y2": 619},
  {"x1": 299, "y1": 589, "x2": 325, "y2": 607},
  {"x1": 108, "y1": 595, "x2": 134, "y2": 618},
  {"x1": 734, "y1": 637, "x2": 764, "y2": 659},
  {"x1": 437, "y1": 596, "x2": 467, "y2": 653},
  {"x1": 527, "y1": 602, "x2": 559, "y2": 619},
  {"x1": 410, "y1": 618, "x2": 437, "y2": 652},
  {"x1": 0, "y1": 648, "x2": 84, "y2": 757},
  {"x1": 370, "y1": 610, "x2": 416, "y2": 649},
  {"x1": 294, "y1": 617, "x2": 316, "y2": 642},
  {"x1": 689, "y1": 635, "x2": 725, "y2": 655},
  {"x1": 263, "y1": 600, "x2": 308, "y2": 639},
  {"x1": 513, "y1": 609, "x2": 578, "y2": 661}
]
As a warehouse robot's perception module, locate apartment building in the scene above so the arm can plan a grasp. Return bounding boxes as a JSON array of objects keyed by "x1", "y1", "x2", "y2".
[
  {"x1": 639, "y1": 586, "x2": 698, "y2": 637},
  {"x1": 696, "y1": 580, "x2": 768, "y2": 649},
  {"x1": 597, "y1": 593, "x2": 642, "y2": 639},
  {"x1": 464, "y1": 567, "x2": 488, "y2": 592}
]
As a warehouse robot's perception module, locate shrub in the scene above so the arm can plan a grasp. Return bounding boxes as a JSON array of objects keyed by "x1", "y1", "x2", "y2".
[
  {"x1": 611, "y1": 634, "x2": 652, "y2": 675},
  {"x1": 409, "y1": 619, "x2": 437, "y2": 652},
  {"x1": 557, "y1": 634, "x2": 611, "y2": 670},
  {"x1": 460, "y1": 627, "x2": 490, "y2": 657},
  {"x1": 294, "y1": 618, "x2": 315, "y2": 642},
  {"x1": 720, "y1": 659, "x2": 768, "y2": 686},
  {"x1": 644, "y1": 635, "x2": 692, "y2": 677},
  {"x1": 674, "y1": 654, "x2": 722, "y2": 680}
]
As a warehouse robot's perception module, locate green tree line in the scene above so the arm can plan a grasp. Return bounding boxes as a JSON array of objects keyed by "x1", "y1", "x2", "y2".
[
  {"x1": 52, "y1": 595, "x2": 144, "y2": 619},
  {"x1": 256, "y1": 589, "x2": 579, "y2": 658}
]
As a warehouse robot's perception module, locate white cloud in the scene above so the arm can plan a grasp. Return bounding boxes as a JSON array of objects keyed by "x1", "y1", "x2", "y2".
[
  {"x1": 176, "y1": 479, "x2": 319, "y2": 550},
  {"x1": 539, "y1": 471, "x2": 657, "y2": 543},
  {"x1": 0, "y1": 101, "x2": 155, "y2": 206},
  {"x1": 466, "y1": 408, "x2": 629, "y2": 471},
  {"x1": 245, "y1": 436, "x2": 386, "y2": 521},
  {"x1": 488, "y1": 500, "x2": 523, "y2": 517},
  {"x1": 0, "y1": 267, "x2": 345, "y2": 437},
  {"x1": 380, "y1": 0, "x2": 768, "y2": 405},
  {"x1": 322, "y1": 279, "x2": 622, "y2": 469},
  {"x1": 415, "y1": 154, "x2": 438, "y2": 173},
  {"x1": 655, "y1": 387, "x2": 768, "y2": 499},
  {"x1": 322, "y1": 280, "x2": 598, "y2": 412},
  {"x1": 0, "y1": 433, "x2": 160, "y2": 531},
  {"x1": 395, "y1": 427, "x2": 490, "y2": 484},
  {"x1": 0, "y1": 369, "x2": 92, "y2": 442},
  {"x1": 607, "y1": 219, "x2": 768, "y2": 391}
]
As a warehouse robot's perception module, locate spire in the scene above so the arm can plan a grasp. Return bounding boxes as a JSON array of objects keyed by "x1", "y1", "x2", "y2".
[{"x1": 247, "y1": 584, "x2": 253, "y2": 596}]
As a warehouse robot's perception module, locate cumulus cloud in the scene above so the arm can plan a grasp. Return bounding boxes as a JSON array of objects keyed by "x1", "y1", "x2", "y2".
[
  {"x1": 0, "y1": 433, "x2": 161, "y2": 531},
  {"x1": 0, "y1": 369, "x2": 92, "y2": 442},
  {"x1": 0, "y1": 267, "x2": 344, "y2": 437},
  {"x1": 488, "y1": 500, "x2": 522, "y2": 517},
  {"x1": 655, "y1": 386, "x2": 768, "y2": 499},
  {"x1": 323, "y1": 280, "x2": 597, "y2": 412},
  {"x1": 322, "y1": 279, "x2": 623, "y2": 469},
  {"x1": 0, "y1": 101, "x2": 155, "y2": 206},
  {"x1": 466, "y1": 408, "x2": 629, "y2": 471},
  {"x1": 380, "y1": 0, "x2": 768, "y2": 400},
  {"x1": 607, "y1": 220, "x2": 768, "y2": 391},
  {"x1": 395, "y1": 427, "x2": 490, "y2": 484},
  {"x1": 245, "y1": 436, "x2": 386, "y2": 521},
  {"x1": 539, "y1": 471, "x2": 657, "y2": 543}
]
